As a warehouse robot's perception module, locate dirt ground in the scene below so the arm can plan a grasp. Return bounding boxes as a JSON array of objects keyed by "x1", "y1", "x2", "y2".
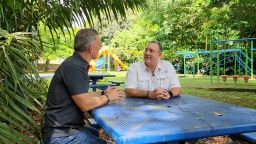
[
  {"x1": 197, "y1": 136, "x2": 232, "y2": 144},
  {"x1": 99, "y1": 128, "x2": 234, "y2": 144}
]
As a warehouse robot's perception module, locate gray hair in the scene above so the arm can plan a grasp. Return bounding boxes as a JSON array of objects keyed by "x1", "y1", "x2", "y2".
[
  {"x1": 74, "y1": 28, "x2": 99, "y2": 52},
  {"x1": 146, "y1": 40, "x2": 162, "y2": 52}
]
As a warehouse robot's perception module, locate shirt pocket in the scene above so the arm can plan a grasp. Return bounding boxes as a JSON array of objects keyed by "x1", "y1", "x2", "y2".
[
  {"x1": 158, "y1": 75, "x2": 170, "y2": 90},
  {"x1": 138, "y1": 77, "x2": 149, "y2": 90}
]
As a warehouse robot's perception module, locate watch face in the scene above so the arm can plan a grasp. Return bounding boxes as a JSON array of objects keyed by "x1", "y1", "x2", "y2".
[{"x1": 169, "y1": 91, "x2": 173, "y2": 97}]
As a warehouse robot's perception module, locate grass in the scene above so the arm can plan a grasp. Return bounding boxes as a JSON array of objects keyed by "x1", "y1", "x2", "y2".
[
  {"x1": 45, "y1": 71, "x2": 256, "y2": 109},
  {"x1": 180, "y1": 75, "x2": 256, "y2": 109}
]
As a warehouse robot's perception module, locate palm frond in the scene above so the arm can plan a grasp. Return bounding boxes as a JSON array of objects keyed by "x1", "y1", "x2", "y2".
[{"x1": 0, "y1": 29, "x2": 45, "y2": 143}]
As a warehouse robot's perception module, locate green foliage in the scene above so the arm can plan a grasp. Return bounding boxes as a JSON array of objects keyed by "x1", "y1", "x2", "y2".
[
  {"x1": 111, "y1": 0, "x2": 256, "y2": 63},
  {"x1": 39, "y1": 26, "x2": 75, "y2": 62},
  {"x1": 111, "y1": 15, "x2": 159, "y2": 63},
  {"x1": 93, "y1": 10, "x2": 138, "y2": 45},
  {"x1": 0, "y1": 28, "x2": 47, "y2": 143}
]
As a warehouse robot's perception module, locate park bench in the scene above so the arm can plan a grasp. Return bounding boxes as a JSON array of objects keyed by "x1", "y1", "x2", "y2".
[
  {"x1": 231, "y1": 132, "x2": 256, "y2": 143},
  {"x1": 108, "y1": 80, "x2": 124, "y2": 86},
  {"x1": 89, "y1": 83, "x2": 118, "y2": 91}
]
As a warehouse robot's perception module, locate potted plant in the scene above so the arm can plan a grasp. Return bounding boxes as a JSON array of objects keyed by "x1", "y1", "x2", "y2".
[
  {"x1": 221, "y1": 75, "x2": 228, "y2": 82},
  {"x1": 232, "y1": 75, "x2": 239, "y2": 83},
  {"x1": 242, "y1": 75, "x2": 250, "y2": 83}
]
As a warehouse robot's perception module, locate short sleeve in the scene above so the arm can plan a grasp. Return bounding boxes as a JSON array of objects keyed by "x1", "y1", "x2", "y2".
[
  {"x1": 125, "y1": 64, "x2": 138, "y2": 89},
  {"x1": 169, "y1": 63, "x2": 181, "y2": 88},
  {"x1": 63, "y1": 64, "x2": 89, "y2": 95}
]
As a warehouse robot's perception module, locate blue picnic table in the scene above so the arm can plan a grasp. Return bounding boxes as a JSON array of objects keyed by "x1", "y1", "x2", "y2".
[
  {"x1": 38, "y1": 73, "x2": 118, "y2": 91},
  {"x1": 38, "y1": 73, "x2": 115, "y2": 84},
  {"x1": 89, "y1": 74, "x2": 116, "y2": 85},
  {"x1": 91, "y1": 94, "x2": 256, "y2": 144}
]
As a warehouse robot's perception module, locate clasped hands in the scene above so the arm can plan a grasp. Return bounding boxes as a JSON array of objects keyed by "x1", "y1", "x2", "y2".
[
  {"x1": 105, "y1": 86, "x2": 125, "y2": 102},
  {"x1": 148, "y1": 88, "x2": 171, "y2": 100}
]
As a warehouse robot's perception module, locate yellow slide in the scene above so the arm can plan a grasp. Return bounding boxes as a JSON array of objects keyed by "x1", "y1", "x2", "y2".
[{"x1": 89, "y1": 47, "x2": 128, "y2": 71}]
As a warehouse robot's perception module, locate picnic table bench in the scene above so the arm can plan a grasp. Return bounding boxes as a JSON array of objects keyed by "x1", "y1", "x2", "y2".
[
  {"x1": 88, "y1": 74, "x2": 116, "y2": 91},
  {"x1": 231, "y1": 132, "x2": 256, "y2": 143},
  {"x1": 108, "y1": 80, "x2": 124, "y2": 86},
  {"x1": 89, "y1": 83, "x2": 118, "y2": 91}
]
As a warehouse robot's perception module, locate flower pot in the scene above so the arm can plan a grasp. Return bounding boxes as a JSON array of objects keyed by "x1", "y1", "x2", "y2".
[
  {"x1": 232, "y1": 75, "x2": 239, "y2": 83},
  {"x1": 242, "y1": 75, "x2": 250, "y2": 83},
  {"x1": 221, "y1": 75, "x2": 228, "y2": 82}
]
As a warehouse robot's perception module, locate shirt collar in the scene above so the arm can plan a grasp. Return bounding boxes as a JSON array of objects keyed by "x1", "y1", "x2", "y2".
[
  {"x1": 72, "y1": 52, "x2": 89, "y2": 71},
  {"x1": 73, "y1": 52, "x2": 88, "y2": 63},
  {"x1": 143, "y1": 60, "x2": 162, "y2": 72},
  {"x1": 156, "y1": 60, "x2": 162, "y2": 70}
]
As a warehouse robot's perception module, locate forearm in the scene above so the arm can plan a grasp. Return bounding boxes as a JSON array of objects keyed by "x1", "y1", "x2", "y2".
[
  {"x1": 125, "y1": 88, "x2": 148, "y2": 98},
  {"x1": 170, "y1": 87, "x2": 181, "y2": 96},
  {"x1": 90, "y1": 91, "x2": 102, "y2": 97},
  {"x1": 83, "y1": 95, "x2": 108, "y2": 111},
  {"x1": 72, "y1": 92, "x2": 108, "y2": 112}
]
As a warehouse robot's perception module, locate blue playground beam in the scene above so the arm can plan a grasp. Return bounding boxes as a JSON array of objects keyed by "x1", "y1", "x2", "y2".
[
  {"x1": 212, "y1": 38, "x2": 256, "y2": 43},
  {"x1": 176, "y1": 48, "x2": 241, "y2": 55}
]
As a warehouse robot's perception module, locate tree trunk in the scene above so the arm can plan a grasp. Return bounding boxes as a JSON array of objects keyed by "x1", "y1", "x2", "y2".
[{"x1": 45, "y1": 59, "x2": 50, "y2": 72}]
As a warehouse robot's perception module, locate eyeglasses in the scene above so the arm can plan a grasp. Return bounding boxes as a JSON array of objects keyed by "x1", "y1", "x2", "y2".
[{"x1": 145, "y1": 47, "x2": 160, "y2": 53}]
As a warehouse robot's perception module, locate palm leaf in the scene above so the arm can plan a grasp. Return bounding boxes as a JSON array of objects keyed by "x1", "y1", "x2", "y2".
[
  {"x1": 0, "y1": 29, "x2": 43, "y2": 143},
  {"x1": 0, "y1": 123, "x2": 33, "y2": 144}
]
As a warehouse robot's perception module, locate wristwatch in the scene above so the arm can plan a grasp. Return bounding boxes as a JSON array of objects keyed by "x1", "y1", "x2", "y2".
[
  {"x1": 146, "y1": 91, "x2": 150, "y2": 98},
  {"x1": 105, "y1": 94, "x2": 110, "y2": 104},
  {"x1": 168, "y1": 91, "x2": 173, "y2": 99},
  {"x1": 101, "y1": 90, "x2": 105, "y2": 95}
]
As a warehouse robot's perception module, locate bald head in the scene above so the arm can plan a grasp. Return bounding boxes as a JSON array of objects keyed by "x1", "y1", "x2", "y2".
[{"x1": 146, "y1": 40, "x2": 162, "y2": 52}]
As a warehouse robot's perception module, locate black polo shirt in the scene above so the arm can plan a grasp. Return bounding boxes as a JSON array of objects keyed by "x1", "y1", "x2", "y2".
[{"x1": 41, "y1": 52, "x2": 90, "y2": 138}]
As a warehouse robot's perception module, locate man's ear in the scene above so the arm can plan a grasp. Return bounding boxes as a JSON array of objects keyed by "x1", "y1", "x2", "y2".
[
  {"x1": 159, "y1": 52, "x2": 163, "y2": 58},
  {"x1": 88, "y1": 45, "x2": 93, "y2": 53}
]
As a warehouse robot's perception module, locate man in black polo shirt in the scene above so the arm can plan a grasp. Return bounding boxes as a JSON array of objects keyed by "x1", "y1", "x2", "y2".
[{"x1": 41, "y1": 28, "x2": 122, "y2": 144}]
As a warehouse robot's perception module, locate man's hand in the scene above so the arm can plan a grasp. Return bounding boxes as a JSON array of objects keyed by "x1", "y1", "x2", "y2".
[
  {"x1": 105, "y1": 87, "x2": 123, "y2": 102},
  {"x1": 147, "y1": 90, "x2": 157, "y2": 99},
  {"x1": 150, "y1": 88, "x2": 170, "y2": 100},
  {"x1": 161, "y1": 89, "x2": 171, "y2": 99}
]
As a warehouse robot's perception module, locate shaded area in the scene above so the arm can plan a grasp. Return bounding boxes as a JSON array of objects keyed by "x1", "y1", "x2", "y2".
[
  {"x1": 193, "y1": 87, "x2": 256, "y2": 93},
  {"x1": 210, "y1": 88, "x2": 256, "y2": 93}
]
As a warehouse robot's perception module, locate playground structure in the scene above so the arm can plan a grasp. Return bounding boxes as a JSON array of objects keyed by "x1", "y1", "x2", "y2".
[
  {"x1": 176, "y1": 38, "x2": 256, "y2": 83},
  {"x1": 210, "y1": 38, "x2": 256, "y2": 83},
  {"x1": 89, "y1": 47, "x2": 128, "y2": 71}
]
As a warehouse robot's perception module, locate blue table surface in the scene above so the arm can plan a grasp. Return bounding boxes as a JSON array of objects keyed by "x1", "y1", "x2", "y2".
[{"x1": 91, "y1": 94, "x2": 256, "y2": 144}]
